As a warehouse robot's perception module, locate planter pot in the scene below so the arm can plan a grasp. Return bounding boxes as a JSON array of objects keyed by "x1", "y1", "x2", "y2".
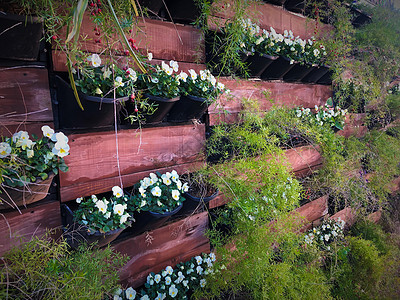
[
  {"x1": 261, "y1": 56, "x2": 296, "y2": 80},
  {"x1": 137, "y1": 0, "x2": 165, "y2": 17},
  {"x1": 284, "y1": 0, "x2": 306, "y2": 13},
  {"x1": 283, "y1": 63, "x2": 316, "y2": 82},
  {"x1": 162, "y1": 0, "x2": 214, "y2": 24},
  {"x1": 182, "y1": 189, "x2": 219, "y2": 215},
  {"x1": 316, "y1": 69, "x2": 333, "y2": 85},
  {"x1": 301, "y1": 65, "x2": 330, "y2": 83},
  {"x1": 61, "y1": 204, "x2": 124, "y2": 248},
  {"x1": 245, "y1": 52, "x2": 279, "y2": 78},
  {"x1": 127, "y1": 203, "x2": 184, "y2": 236},
  {"x1": 55, "y1": 76, "x2": 129, "y2": 130},
  {"x1": 167, "y1": 95, "x2": 209, "y2": 123},
  {"x1": 0, "y1": 173, "x2": 54, "y2": 211},
  {"x1": 0, "y1": 13, "x2": 43, "y2": 61},
  {"x1": 142, "y1": 94, "x2": 180, "y2": 124}
]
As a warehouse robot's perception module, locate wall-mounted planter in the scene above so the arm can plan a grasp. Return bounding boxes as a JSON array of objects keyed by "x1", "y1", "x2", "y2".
[
  {"x1": 261, "y1": 56, "x2": 295, "y2": 80},
  {"x1": 350, "y1": 6, "x2": 371, "y2": 28},
  {"x1": 282, "y1": 63, "x2": 315, "y2": 82},
  {"x1": 301, "y1": 65, "x2": 330, "y2": 84},
  {"x1": 0, "y1": 173, "x2": 54, "y2": 211},
  {"x1": 245, "y1": 52, "x2": 279, "y2": 78},
  {"x1": 263, "y1": 0, "x2": 286, "y2": 6},
  {"x1": 316, "y1": 69, "x2": 333, "y2": 85},
  {"x1": 55, "y1": 76, "x2": 128, "y2": 131},
  {"x1": 141, "y1": 94, "x2": 179, "y2": 124},
  {"x1": 179, "y1": 188, "x2": 219, "y2": 216},
  {"x1": 167, "y1": 95, "x2": 209, "y2": 123},
  {"x1": 162, "y1": 0, "x2": 214, "y2": 24},
  {"x1": 284, "y1": 0, "x2": 305, "y2": 14},
  {"x1": 61, "y1": 204, "x2": 124, "y2": 248},
  {"x1": 0, "y1": 13, "x2": 43, "y2": 61}
]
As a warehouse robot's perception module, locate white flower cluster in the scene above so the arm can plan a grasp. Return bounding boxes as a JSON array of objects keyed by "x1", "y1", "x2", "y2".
[
  {"x1": 75, "y1": 186, "x2": 133, "y2": 232},
  {"x1": 239, "y1": 18, "x2": 327, "y2": 65},
  {"x1": 113, "y1": 253, "x2": 216, "y2": 299},
  {"x1": 160, "y1": 60, "x2": 179, "y2": 76},
  {"x1": 304, "y1": 218, "x2": 345, "y2": 251},
  {"x1": 295, "y1": 101, "x2": 347, "y2": 129}
]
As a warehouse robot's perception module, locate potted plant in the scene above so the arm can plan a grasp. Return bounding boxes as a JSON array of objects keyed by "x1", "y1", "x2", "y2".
[
  {"x1": 62, "y1": 185, "x2": 134, "y2": 248},
  {"x1": 0, "y1": 126, "x2": 69, "y2": 210},
  {"x1": 128, "y1": 170, "x2": 188, "y2": 234},
  {"x1": 129, "y1": 60, "x2": 181, "y2": 124},
  {"x1": 167, "y1": 69, "x2": 228, "y2": 122}
]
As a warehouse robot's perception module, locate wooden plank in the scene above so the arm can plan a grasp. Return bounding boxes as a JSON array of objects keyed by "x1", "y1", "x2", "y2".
[
  {"x1": 60, "y1": 161, "x2": 204, "y2": 202},
  {"x1": 115, "y1": 212, "x2": 209, "y2": 288},
  {"x1": 390, "y1": 176, "x2": 400, "y2": 194},
  {"x1": 330, "y1": 207, "x2": 356, "y2": 227},
  {"x1": 337, "y1": 113, "x2": 367, "y2": 138},
  {"x1": 0, "y1": 67, "x2": 53, "y2": 124},
  {"x1": 367, "y1": 210, "x2": 382, "y2": 224},
  {"x1": 52, "y1": 50, "x2": 206, "y2": 73},
  {"x1": 208, "y1": 78, "x2": 332, "y2": 125},
  {"x1": 53, "y1": 16, "x2": 204, "y2": 63},
  {"x1": 0, "y1": 200, "x2": 61, "y2": 256},
  {"x1": 295, "y1": 195, "x2": 328, "y2": 223},
  {"x1": 209, "y1": 0, "x2": 333, "y2": 39},
  {"x1": 0, "y1": 122, "x2": 53, "y2": 138},
  {"x1": 209, "y1": 145, "x2": 322, "y2": 209},
  {"x1": 59, "y1": 124, "x2": 206, "y2": 201}
]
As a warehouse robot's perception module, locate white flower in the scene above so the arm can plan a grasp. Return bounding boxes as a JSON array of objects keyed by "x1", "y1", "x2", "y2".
[
  {"x1": 114, "y1": 296, "x2": 122, "y2": 300},
  {"x1": 182, "y1": 183, "x2": 189, "y2": 192},
  {"x1": 126, "y1": 68, "x2": 137, "y2": 82},
  {"x1": 155, "y1": 274, "x2": 162, "y2": 283},
  {"x1": 195, "y1": 256, "x2": 203, "y2": 265},
  {"x1": 155, "y1": 293, "x2": 166, "y2": 300},
  {"x1": 196, "y1": 265, "x2": 203, "y2": 274},
  {"x1": 255, "y1": 37, "x2": 264, "y2": 45},
  {"x1": 95, "y1": 87, "x2": 103, "y2": 95},
  {"x1": 188, "y1": 69, "x2": 197, "y2": 80},
  {"x1": 209, "y1": 252, "x2": 216, "y2": 262},
  {"x1": 114, "y1": 76, "x2": 124, "y2": 88},
  {"x1": 52, "y1": 141, "x2": 70, "y2": 158},
  {"x1": 76, "y1": 197, "x2": 83, "y2": 204},
  {"x1": 96, "y1": 200, "x2": 107, "y2": 214},
  {"x1": 140, "y1": 200, "x2": 146, "y2": 207},
  {"x1": 112, "y1": 186, "x2": 124, "y2": 198},
  {"x1": 120, "y1": 213, "x2": 129, "y2": 224},
  {"x1": 165, "y1": 266, "x2": 173, "y2": 275},
  {"x1": 114, "y1": 204, "x2": 125, "y2": 216},
  {"x1": 88, "y1": 53, "x2": 101, "y2": 67},
  {"x1": 175, "y1": 271, "x2": 185, "y2": 284},
  {"x1": 41, "y1": 125, "x2": 54, "y2": 138},
  {"x1": 151, "y1": 77, "x2": 159, "y2": 83},
  {"x1": 170, "y1": 170, "x2": 179, "y2": 182},
  {"x1": 114, "y1": 288, "x2": 123, "y2": 296},
  {"x1": 140, "y1": 296, "x2": 150, "y2": 300},
  {"x1": 102, "y1": 67, "x2": 112, "y2": 79},
  {"x1": 165, "y1": 276, "x2": 171, "y2": 285},
  {"x1": 51, "y1": 132, "x2": 68, "y2": 144},
  {"x1": 125, "y1": 287, "x2": 136, "y2": 299},
  {"x1": 0, "y1": 142, "x2": 11, "y2": 158},
  {"x1": 324, "y1": 234, "x2": 330, "y2": 241},
  {"x1": 26, "y1": 149, "x2": 34, "y2": 158},
  {"x1": 163, "y1": 177, "x2": 172, "y2": 186},
  {"x1": 169, "y1": 60, "x2": 179, "y2": 72},
  {"x1": 157, "y1": 200, "x2": 163, "y2": 206},
  {"x1": 217, "y1": 82, "x2": 225, "y2": 91},
  {"x1": 171, "y1": 190, "x2": 180, "y2": 201},
  {"x1": 313, "y1": 49, "x2": 320, "y2": 56},
  {"x1": 105, "y1": 211, "x2": 111, "y2": 219},
  {"x1": 169, "y1": 285, "x2": 178, "y2": 298},
  {"x1": 200, "y1": 279, "x2": 206, "y2": 287},
  {"x1": 147, "y1": 52, "x2": 153, "y2": 61},
  {"x1": 178, "y1": 71, "x2": 188, "y2": 82},
  {"x1": 151, "y1": 186, "x2": 162, "y2": 197},
  {"x1": 176, "y1": 180, "x2": 182, "y2": 190}
]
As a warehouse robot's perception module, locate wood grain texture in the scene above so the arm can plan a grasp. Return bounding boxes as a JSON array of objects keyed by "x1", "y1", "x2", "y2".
[
  {"x1": 209, "y1": 78, "x2": 332, "y2": 125},
  {"x1": 0, "y1": 67, "x2": 53, "y2": 124},
  {"x1": 0, "y1": 200, "x2": 61, "y2": 256},
  {"x1": 54, "y1": 16, "x2": 204, "y2": 63},
  {"x1": 330, "y1": 207, "x2": 356, "y2": 227},
  {"x1": 0, "y1": 122, "x2": 53, "y2": 138},
  {"x1": 59, "y1": 125, "x2": 206, "y2": 201},
  {"x1": 52, "y1": 50, "x2": 206, "y2": 73},
  {"x1": 209, "y1": 0, "x2": 333, "y2": 39},
  {"x1": 209, "y1": 145, "x2": 322, "y2": 209},
  {"x1": 115, "y1": 212, "x2": 209, "y2": 288},
  {"x1": 295, "y1": 195, "x2": 328, "y2": 223},
  {"x1": 367, "y1": 210, "x2": 382, "y2": 224}
]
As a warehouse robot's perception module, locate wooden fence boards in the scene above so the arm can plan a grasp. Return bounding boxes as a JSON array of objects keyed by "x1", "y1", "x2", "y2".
[
  {"x1": 208, "y1": 78, "x2": 332, "y2": 125},
  {"x1": 116, "y1": 212, "x2": 209, "y2": 288},
  {"x1": 59, "y1": 124, "x2": 206, "y2": 201},
  {"x1": 0, "y1": 200, "x2": 61, "y2": 256}
]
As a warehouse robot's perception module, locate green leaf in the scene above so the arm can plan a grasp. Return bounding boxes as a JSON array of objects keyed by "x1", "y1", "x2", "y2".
[
  {"x1": 335, "y1": 120, "x2": 344, "y2": 130},
  {"x1": 39, "y1": 173, "x2": 49, "y2": 181},
  {"x1": 326, "y1": 97, "x2": 333, "y2": 107},
  {"x1": 65, "y1": 0, "x2": 88, "y2": 44}
]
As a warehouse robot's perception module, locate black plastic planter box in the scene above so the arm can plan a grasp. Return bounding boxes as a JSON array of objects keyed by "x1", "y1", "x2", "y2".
[
  {"x1": 284, "y1": 0, "x2": 306, "y2": 14},
  {"x1": 263, "y1": 0, "x2": 286, "y2": 6},
  {"x1": 167, "y1": 95, "x2": 209, "y2": 123},
  {"x1": 162, "y1": 0, "x2": 214, "y2": 24},
  {"x1": 245, "y1": 52, "x2": 279, "y2": 78},
  {"x1": 261, "y1": 56, "x2": 295, "y2": 80},
  {"x1": 316, "y1": 69, "x2": 333, "y2": 85},
  {"x1": 0, "y1": 13, "x2": 43, "y2": 61},
  {"x1": 283, "y1": 63, "x2": 316, "y2": 82},
  {"x1": 301, "y1": 65, "x2": 330, "y2": 84},
  {"x1": 55, "y1": 76, "x2": 128, "y2": 131}
]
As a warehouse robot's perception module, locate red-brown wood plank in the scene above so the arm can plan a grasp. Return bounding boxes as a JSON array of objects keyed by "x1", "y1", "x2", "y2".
[
  {"x1": 115, "y1": 212, "x2": 209, "y2": 288},
  {"x1": 337, "y1": 113, "x2": 367, "y2": 138},
  {"x1": 0, "y1": 67, "x2": 53, "y2": 124},
  {"x1": 54, "y1": 16, "x2": 204, "y2": 64},
  {"x1": 59, "y1": 124, "x2": 206, "y2": 201},
  {"x1": 209, "y1": 0, "x2": 333, "y2": 39},
  {"x1": 295, "y1": 195, "x2": 328, "y2": 223},
  {"x1": 209, "y1": 78, "x2": 332, "y2": 125},
  {"x1": 330, "y1": 207, "x2": 356, "y2": 227},
  {"x1": 0, "y1": 200, "x2": 61, "y2": 256}
]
